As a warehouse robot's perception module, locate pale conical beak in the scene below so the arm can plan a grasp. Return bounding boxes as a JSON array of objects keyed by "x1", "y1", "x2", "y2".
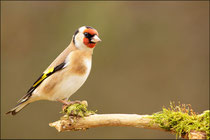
[{"x1": 91, "y1": 35, "x2": 101, "y2": 43}]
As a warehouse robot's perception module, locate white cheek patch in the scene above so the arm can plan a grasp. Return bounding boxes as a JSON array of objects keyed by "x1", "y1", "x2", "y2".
[
  {"x1": 76, "y1": 33, "x2": 84, "y2": 44},
  {"x1": 75, "y1": 34, "x2": 92, "y2": 51},
  {"x1": 75, "y1": 33, "x2": 86, "y2": 50}
]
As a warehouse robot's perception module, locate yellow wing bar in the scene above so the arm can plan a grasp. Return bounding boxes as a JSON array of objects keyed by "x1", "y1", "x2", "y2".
[
  {"x1": 32, "y1": 67, "x2": 54, "y2": 87},
  {"x1": 26, "y1": 62, "x2": 65, "y2": 95}
]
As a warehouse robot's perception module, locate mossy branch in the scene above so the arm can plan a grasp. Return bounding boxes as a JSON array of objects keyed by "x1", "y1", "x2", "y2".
[{"x1": 49, "y1": 101, "x2": 209, "y2": 139}]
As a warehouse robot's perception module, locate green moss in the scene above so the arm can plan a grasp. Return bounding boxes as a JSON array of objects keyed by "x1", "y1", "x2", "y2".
[
  {"x1": 61, "y1": 100, "x2": 96, "y2": 118},
  {"x1": 151, "y1": 102, "x2": 209, "y2": 139}
]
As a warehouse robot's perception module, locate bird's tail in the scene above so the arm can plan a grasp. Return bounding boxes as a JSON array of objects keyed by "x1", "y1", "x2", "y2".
[
  {"x1": 6, "y1": 93, "x2": 33, "y2": 115},
  {"x1": 6, "y1": 101, "x2": 30, "y2": 115}
]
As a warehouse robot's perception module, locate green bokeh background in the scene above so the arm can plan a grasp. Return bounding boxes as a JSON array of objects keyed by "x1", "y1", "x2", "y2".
[{"x1": 1, "y1": 1, "x2": 209, "y2": 139}]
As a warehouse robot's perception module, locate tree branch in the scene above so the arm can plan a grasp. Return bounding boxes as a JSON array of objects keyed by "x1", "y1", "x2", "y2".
[
  {"x1": 49, "y1": 102, "x2": 209, "y2": 139},
  {"x1": 49, "y1": 114, "x2": 161, "y2": 131}
]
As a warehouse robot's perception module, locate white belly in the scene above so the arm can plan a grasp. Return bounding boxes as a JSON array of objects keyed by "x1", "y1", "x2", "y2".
[
  {"x1": 51, "y1": 59, "x2": 92, "y2": 100},
  {"x1": 53, "y1": 75, "x2": 88, "y2": 100}
]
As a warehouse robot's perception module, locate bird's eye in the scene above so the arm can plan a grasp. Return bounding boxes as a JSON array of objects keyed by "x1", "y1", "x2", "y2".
[{"x1": 84, "y1": 32, "x2": 88, "y2": 37}]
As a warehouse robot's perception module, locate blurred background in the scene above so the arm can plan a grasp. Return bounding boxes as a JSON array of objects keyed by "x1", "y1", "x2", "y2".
[{"x1": 1, "y1": 1, "x2": 209, "y2": 139}]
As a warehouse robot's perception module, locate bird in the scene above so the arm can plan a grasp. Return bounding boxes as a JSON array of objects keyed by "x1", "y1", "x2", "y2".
[{"x1": 6, "y1": 26, "x2": 101, "y2": 115}]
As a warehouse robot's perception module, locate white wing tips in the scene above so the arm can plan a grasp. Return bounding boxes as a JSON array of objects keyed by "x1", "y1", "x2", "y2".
[{"x1": 6, "y1": 101, "x2": 29, "y2": 115}]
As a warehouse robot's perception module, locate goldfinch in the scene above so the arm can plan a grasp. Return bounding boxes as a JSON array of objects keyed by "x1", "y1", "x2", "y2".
[{"x1": 6, "y1": 26, "x2": 101, "y2": 115}]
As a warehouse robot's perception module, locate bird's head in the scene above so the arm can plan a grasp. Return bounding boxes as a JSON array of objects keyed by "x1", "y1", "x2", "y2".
[{"x1": 73, "y1": 26, "x2": 101, "y2": 50}]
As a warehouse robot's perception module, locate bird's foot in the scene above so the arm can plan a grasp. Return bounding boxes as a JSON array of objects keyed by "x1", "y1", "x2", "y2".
[
  {"x1": 58, "y1": 99, "x2": 95, "y2": 118},
  {"x1": 62, "y1": 100, "x2": 84, "y2": 111},
  {"x1": 57, "y1": 99, "x2": 84, "y2": 110},
  {"x1": 64, "y1": 100, "x2": 83, "y2": 106}
]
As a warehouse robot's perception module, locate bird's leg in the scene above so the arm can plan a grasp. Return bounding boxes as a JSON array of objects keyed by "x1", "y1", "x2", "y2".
[
  {"x1": 57, "y1": 99, "x2": 69, "y2": 105},
  {"x1": 57, "y1": 99, "x2": 82, "y2": 105},
  {"x1": 57, "y1": 99, "x2": 82, "y2": 111},
  {"x1": 67, "y1": 100, "x2": 82, "y2": 105},
  {"x1": 57, "y1": 99, "x2": 91, "y2": 117}
]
